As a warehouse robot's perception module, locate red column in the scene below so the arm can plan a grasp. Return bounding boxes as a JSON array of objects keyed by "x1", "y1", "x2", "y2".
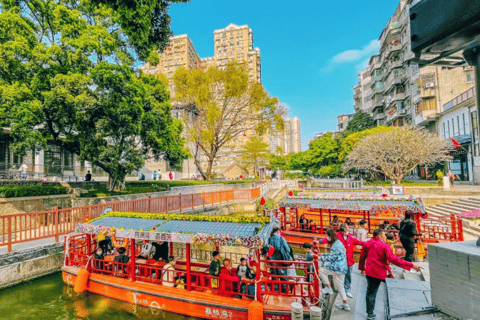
[
  {"x1": 186, "y1": 243, "x2": 192, "y2": 291},
  {"x1": 367, "y1": 211, "x2": 371, "y2": 233},
  {"x1": 313, "y1": 254, "x2": 320, "y2": 302},
  {"x1": 415, "y1": 213, "x2": 422, "y2": 235},
  {"x1": 179, "y1": 193, "x2": 182, "y2": 213},
  {"x1": 169, "y1": 242, "x2": 174, "y2": 256},
  {"x1": 130, "y1": 238, "x2": 136, "y2": 282},
  {"x1": 450, "y1": 214, "x2": 457, "y2": 241},
  {"x1": 319, "y1": 209, "x2": 324, "y2": 235},
  {"x1": 86, "y1": 234, "x2": 92, "y2": 256},
  {"x1": 458, "y1": 216, "x2": 464, "y2": 241},
  {"x1": 255, "y1": 251, "x2": 262, "y2": 301}
]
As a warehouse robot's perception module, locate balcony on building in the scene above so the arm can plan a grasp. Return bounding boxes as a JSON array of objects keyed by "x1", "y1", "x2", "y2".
[
  {"x1": 379, "y1": 18, "x2": 402, "y2": 49},
  {"x1": 373, "y1": 107, "x2": 385, "y2": 121},
  {"x1": 372, "y1": 94, "x2": 384, "y2": 110},
  {"x1": 369, "y1": 55, "x2": 382, "y2": 73}
]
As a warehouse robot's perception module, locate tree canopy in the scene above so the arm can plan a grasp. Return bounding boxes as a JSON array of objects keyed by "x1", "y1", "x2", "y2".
[
  {"x1": 0, "y1": 0, "x2": 188, "y2": 189},
  {"x1": 346, "y1": 111, "x2": 375, "y2": 132},
  {"x1": 344, "y1": 125, "x2": 451, "y2": 183},
  {"x1": 238, "y1": 137, "x2": 270, "y2": 176},
  {"x1": 172, "y1": 63, "x2": 284, "y2": 180}
]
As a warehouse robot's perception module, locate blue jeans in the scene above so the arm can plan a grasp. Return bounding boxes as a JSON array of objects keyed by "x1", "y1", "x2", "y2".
[{"x1": 344, "y1": 265, "x2": 352, "y2": 292}]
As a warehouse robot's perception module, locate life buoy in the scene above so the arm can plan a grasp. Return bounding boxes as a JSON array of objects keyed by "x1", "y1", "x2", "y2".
[{"x1": 112, "y1": 236, "x2": 129, "y2": 249}]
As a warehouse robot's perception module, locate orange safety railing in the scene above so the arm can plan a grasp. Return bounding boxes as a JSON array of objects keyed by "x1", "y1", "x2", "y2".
[{"x1": 0, "y1": 187, "x2": 262, "y2": 252}]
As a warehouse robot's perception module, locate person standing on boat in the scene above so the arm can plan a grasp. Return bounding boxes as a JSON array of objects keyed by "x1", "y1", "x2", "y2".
[
  {"x1": 209, "y1": 251, "x2": 221, "y2": 288},
  {"x1": 162, "y1": 256, "x2": 176, "y2": 287},
  {"x1": 152, "y1": 241, "x2": 169, "y2": 262},
  {"x1": 268, "y1": 227, "x2": 293, "y2": 293},
  {"x1": 318, "y1": 229, "x2": 351, "y2": 312},
  {"x1": 399, "y1": 211, "x2": 421, "y2": 262},
  {"x1": 330, "y1": 215, "x2": 341, "y2": 227},
  {"x1": 359, "y1": 228, "x2": 421, "y2": 320},
  {"x1": 356, "y1": 220, "x2": 369, "y2": 242}
]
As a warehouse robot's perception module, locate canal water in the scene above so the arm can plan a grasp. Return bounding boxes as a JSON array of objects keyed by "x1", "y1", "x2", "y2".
[{"x1": 0, "y1": 273, "x2": 196, "y2": 320}]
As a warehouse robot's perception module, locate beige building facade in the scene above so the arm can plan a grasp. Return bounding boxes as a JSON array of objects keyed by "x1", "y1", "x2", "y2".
[{"x1": 269, "y1": 117, "x2": 302, "y2": 155}]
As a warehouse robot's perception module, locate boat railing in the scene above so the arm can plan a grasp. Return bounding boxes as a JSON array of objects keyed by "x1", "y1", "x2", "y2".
[
  {"x1": 90, "y1": 258, "x2": 130, "y2": 278},
  {"x1": 258, "y1": 259, "x2": 319, "y2": 305},
  {"x1": 189, "y1": 270, "x2": 256, "y2": 300},
  {"x1": 65, "y1": 234, "x2": 91, "y2": 267},
  {"x1": 173, "y1": 246, "x2": 249, "y2": 265}
]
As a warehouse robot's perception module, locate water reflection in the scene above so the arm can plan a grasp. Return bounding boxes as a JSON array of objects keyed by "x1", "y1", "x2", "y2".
[{"x1": 0, "y1": 273, "x2": 197, "y2": 320}]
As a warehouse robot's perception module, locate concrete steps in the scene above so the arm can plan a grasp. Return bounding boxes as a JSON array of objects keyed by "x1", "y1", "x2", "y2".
[{"x1": 425, "y1": 198, "x2": 480, "y2": 237}]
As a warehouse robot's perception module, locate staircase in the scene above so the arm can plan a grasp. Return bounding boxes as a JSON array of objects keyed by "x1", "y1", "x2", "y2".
[{"x1": 426, "y1": 198, "x2": 480, "y2": 237}]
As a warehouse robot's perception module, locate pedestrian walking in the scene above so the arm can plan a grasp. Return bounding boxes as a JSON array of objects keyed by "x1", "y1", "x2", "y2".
[
  {"x1": 359, "y1": 228, "x2": 421, "y2": 320},
  {"x1": 169, "y1": 172, "x2": 173, "y2": 180},
  {"x1": 399, "y1": 211, "x2": 421, "y2": 262},
  {"x1": 19, "y1": 163, "x2": 28, "y2": 180},
  {"x1": 338, "y1": 224, "x2": 364, "y2": 298},
  {"x1": 153, "y1": 170, "x2": 157, "y2": 181},
  {"x1": 447, "y1": 169, "x2": 455, "y2": 186},
  {"x1": 85, "y1": 170, "x2": 92, "y2": 182}
]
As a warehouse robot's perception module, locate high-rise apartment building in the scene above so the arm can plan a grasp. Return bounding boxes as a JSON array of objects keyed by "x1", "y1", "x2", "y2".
[
  {"x1": 353, "y1": 0, "x2": 474, "y2": 130},
  {"x1": 353, "y1": 68, "x2": 373, "y2": 113},
  {"x1": 139, "y1": 24, "x2": 270, "y2": 178},
  {"x1": 269, "y1": 117, "x2": 302, "y2": 155},
  {"x1": 337, "y1": 114, "x2": 354, "y2": 132}
]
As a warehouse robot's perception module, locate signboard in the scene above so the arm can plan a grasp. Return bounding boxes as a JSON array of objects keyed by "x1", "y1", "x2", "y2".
[
  {"x1": 391, "y1": 185, "x2": 404, "y2": 195},
  {"x1": 115, "y1": 229, "x2": 193, "y2": 243},
  {"x1": 76, "y1": 223, "x2": 193, "y2": 243}
]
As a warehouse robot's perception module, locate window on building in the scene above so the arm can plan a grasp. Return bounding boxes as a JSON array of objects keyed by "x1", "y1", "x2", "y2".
[
  {"x1": 457, "y1": 116, "x2": 461, "y2": 136},
  {"x1": 472, "y1": 111, "x2": 480, "y2": 156},
  {"x1": 467, "y1": 72, "x2": 474, "y2": 83},
  {"x1": 13, "y1": 153, "x2": 23, "y2": 165}
]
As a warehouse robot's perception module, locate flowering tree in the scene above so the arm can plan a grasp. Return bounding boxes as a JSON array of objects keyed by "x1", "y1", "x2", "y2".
[{"x1": 344, "y1": 125, "x2": 451, "y2": 183}]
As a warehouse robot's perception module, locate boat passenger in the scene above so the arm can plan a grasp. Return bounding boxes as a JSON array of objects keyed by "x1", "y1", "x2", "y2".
[
  {"x1": 220, "y1": 258, "x2": 241, "y2": 295},
  {"x1": 386, "y1": 232, "x2": 396, "y2": 252},
  {"x1": 98, "y1": 232, "x2": 114, "y2": 255},
  {"x1": 162, "y1": 256, "x2": 176, "y2": 287},
  {"x1": 237, "y1": 257, "x2": 255, "y2": 295},
  {"x1": 399, "y1": 212, "x2": 421, "y2": 262},
  {"x1": 113, "y1": 247, "x2": 129, "y2": 275},
  {"x1": 330, "y1": 215, "x2": 341, "y2": 227},
  {"x1": 176, "y1": 272, "x2": 186, "y2": 289},
  {"x1": 152, "y1": 241, "x2": 169, "y2": 262},
  {"x1": 137, "y1": 242, "x2": 154, "y2": 260},
  {"x1": 356, "y1": 220, "x2": 369, "y2": 242},
  {"x1": 209, "y1": 251, "x2": 221, "y2": 288},
  {"x1": 303, "y1": 243, "x2": 313, "y2": 282},
  {"x1": 310, "y1": 220, "x2": 316, "y2": 233},
  {"x1": 299, "y1": 214, "x2": 307, "y2": 231},
  {"x1": 94, "y1": 247, "x2": 105, "y2": 270},
  {"x1": 345, "y1": 217, "x2": 353, "y2": 226},
  {"x1": 268, "y1": 227, "x2": 293, "y2": 293},
  {"x1": 318, "y1": 229, "x2": 351, "y2": 312}
]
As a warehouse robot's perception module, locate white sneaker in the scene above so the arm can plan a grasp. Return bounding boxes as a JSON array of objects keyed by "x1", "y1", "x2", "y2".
[
  {"x1": 323, "y1": 287, "x2": 334, "y2": 295},
  {"x1": 335, "y1": 303, "x2": 351, "y2": 311},
  {"x1": 346, "y1": 291, "x2": 353, "y2": 298}
]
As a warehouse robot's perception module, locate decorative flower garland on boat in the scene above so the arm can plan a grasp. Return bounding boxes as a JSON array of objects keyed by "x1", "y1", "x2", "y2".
[
  {"x1": 191, "y1": 233, "x2": 264, "y2": 249},
  {"x1": 303, "y1": 188, "x2": 381, "y2": 192},
  {"x1": 88, "y1": 211, "x2": 270, "y2": 227},
  {"x1": 287, "y1": 195, "x2": 422, "y2": 204}
]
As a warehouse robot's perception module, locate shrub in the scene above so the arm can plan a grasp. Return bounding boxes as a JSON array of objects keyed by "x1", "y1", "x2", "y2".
[{"x1": 0, "y1": 186, "x2": 69, "y2": 198}]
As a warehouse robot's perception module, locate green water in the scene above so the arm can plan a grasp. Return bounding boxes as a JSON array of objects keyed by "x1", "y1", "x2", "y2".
[{"x1": 0, "y1": 273, "x2": 196, "y2": 320}]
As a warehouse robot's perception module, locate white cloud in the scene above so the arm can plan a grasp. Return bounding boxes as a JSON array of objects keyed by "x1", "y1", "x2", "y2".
[{"x1": 321, "y1": 39, "x2": 379, "y2": 72}]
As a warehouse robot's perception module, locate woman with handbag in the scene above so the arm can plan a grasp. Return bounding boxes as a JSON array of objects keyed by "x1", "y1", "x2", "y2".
[{"x1": 318, "y1": 229, "x2": 351, "y2": 312}]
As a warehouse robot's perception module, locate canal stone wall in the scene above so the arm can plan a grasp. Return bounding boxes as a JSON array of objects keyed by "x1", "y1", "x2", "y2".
[{"x1": 0, "y1": 243, "x2": 64, "y2": 290}]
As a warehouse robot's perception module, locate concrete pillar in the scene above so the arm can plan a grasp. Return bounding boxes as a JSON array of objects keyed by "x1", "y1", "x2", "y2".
[
  {"x1": 443, "y1": 176, "x2": 451, "y2": 189},
  {"x1": 35, "y1": 149, "x2": 44, "y2": 173},
  {"x1": 310, "y1": 306, "x2": 322, "y2": 320},
  {"x1": 291, "y1": 302, "x2": 303, "y2": 320}
]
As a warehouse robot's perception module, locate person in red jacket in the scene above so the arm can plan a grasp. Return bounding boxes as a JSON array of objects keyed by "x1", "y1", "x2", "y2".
[
  {"x1": 359, "y1": 229, "x2": 421, "y2": 320},
  {"x1": 220, "y1": 258, "x2": 241, "y2": 295},
  {"x1": 320, "y1": 224, "x2": 365, "y2": 298}
]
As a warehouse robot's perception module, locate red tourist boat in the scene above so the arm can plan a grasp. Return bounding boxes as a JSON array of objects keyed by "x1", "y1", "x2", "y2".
[
  {"x1": 269, "y1": 194, "x2": 464, "y2": 257},
  {"x1": 62, "y1": 211, "x2": 324, "y2": 320}
]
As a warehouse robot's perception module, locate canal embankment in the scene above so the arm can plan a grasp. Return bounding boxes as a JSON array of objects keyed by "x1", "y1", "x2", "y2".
[{"x1": 0, "y1": 242, "x2": 64, "y2": 290}]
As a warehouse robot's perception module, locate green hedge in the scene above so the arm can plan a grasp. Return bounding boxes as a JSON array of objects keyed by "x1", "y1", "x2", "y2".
[{"x1": 0, "y1": 186, "x2": 69, "y2": 198}]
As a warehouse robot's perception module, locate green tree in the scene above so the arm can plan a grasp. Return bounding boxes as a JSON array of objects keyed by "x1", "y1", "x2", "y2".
[
  {"x1": 346, "y1": 111, "x2": 375, "y2": 132},
  {"x1": 239, "y1": 137, "x2": 270, "y2": 176},
  {"x1": 172, "y1": 63, "x2": 284, "y2": 180},
  {"x1": 268, "y1": 154, "x2": 290, "y2": 171},
  {"x1": 0, "y1": 0, "x2": 188, "y2": 190}
]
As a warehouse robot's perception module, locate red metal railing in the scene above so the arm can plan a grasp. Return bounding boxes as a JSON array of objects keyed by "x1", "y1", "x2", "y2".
[{"x1": 0, "y1": 187, "x2": 260, "y2": 252}]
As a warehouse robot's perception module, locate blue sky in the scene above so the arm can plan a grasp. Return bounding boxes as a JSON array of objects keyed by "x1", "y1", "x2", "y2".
[{"x1": 168, "y1": 0, "x2": 399, "y2": 151}]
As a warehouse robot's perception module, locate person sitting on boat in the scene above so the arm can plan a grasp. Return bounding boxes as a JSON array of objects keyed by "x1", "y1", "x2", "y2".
[
  {"x1": 94, "y1": 247, "x2": 105, "y2": 270},
  {"x1": 113, "y1": 247, "x2": 129, "y2": 275},
  {"x1": 152, "y1": 241, "x2": 169, "y2": 262},
  {"x1": 310, "y1": 220, "x2": 316, "y2": 233},
  {"x1": 299, "y1": 214, "x2": 307, "y2": 231},
  {"x1": 98, "y1": 231, "x2": 114, "y2": 255},
  {"x1": 209, "y1": 251, "x2": 221, "y2": 288},
  {"x1": 303, "y1": 242, "x2": 313, "y2": 282},
  {"x1": 162, "y1": 256, "x2": 176, "y2": 287},
  {"x1": 330, "y1": 215, "x2": 341, "y2": 227},
  {"x1": 137, "y1": 242, "x2": 154, "y2": 260},
  {"x1": 237, "y1": 257, "x2": 256, "y2": 295},
  {"x1": 268, "y1": 227, "x2": 293, "y2": 293},
  {"x1": 220, "y1": 258, "x2": 241, "y2": 296},
  {"x1": 318, "y1": 229, "x2": 351, "y2": 312},
  {"x1": 176, "y1": 272, "x2": 186, "y2": 289},
  {"x1": 356, "y1": 220, "x2": 369, "y2": 242}
]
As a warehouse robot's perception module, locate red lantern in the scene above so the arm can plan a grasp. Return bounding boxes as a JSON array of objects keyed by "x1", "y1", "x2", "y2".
[
  {"x1": 288, "y1": 190, "x2": 293, "y2": 197},
  {"x1": 279, "y1": 207, "x2": 285, "y2": 213},
  {"x1": 260, "y1": 197, "x2": 266, "y2": 206}
]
